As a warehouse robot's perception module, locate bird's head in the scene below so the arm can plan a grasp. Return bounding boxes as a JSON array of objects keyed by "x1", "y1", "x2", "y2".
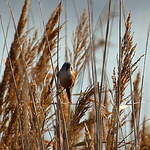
[{"x1": 61, "y1": 62, "x2": 72, "y2": 71}]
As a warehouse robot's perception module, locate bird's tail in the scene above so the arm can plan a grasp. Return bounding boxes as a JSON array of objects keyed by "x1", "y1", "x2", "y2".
[{"x1": 66, "y1": 88, "x2": 71, "y2": 103}]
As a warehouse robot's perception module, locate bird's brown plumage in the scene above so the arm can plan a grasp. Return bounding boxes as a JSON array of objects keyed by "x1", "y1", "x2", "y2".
[{"x1": 57, "y1": 62, "x2": 76, "y2": 102}]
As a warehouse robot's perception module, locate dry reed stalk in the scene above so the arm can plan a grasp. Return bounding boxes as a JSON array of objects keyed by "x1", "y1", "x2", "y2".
[{"x1": 59, "y1": 90, "x2": 69, "y2": 122}]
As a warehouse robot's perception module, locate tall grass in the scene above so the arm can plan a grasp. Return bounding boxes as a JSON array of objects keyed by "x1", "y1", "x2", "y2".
[{"x1": 0, "y1": 0, "x2": 149, "y2": 149}]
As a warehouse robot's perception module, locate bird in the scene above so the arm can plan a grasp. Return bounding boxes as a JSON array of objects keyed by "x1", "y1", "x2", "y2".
[{"x1": 57, "y1": 62, "x2": 76, "y2": 102}]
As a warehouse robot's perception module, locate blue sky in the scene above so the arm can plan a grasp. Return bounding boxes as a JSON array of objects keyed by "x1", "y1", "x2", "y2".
[{"x1": 0, "y1": 0, "x2": 150, "y2": 118}]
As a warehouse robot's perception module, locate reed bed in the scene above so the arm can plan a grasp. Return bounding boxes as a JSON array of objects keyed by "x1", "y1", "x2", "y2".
[{"x1": 0, "y1": 0, "x2": 149, "y2": 150}]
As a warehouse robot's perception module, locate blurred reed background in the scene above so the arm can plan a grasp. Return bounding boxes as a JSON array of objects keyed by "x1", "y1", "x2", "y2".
[{"x1": 0, "y1": 0, "x2": 150, "y2": 149}]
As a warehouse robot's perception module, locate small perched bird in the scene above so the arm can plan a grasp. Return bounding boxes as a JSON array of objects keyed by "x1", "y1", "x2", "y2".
[{"x1": 57, "y1": 62, "x2": 76, "y2": 102}]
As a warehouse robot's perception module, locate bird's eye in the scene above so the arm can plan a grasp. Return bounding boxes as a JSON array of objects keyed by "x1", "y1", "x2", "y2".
[{"x1": 70, "y1": 66, "x2": 73, "y2": 70}]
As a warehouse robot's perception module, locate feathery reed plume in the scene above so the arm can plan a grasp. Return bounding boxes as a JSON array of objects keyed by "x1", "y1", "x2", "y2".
[
  {"x1": 23, "y1": 30, "x2": 39, "y2": 67},
  {"x1": 69, "y1": 86, "x2": 94, "y2": 148},
  {"x1": 0, "y1": 0, "x2": 30, "y2": 114},
  {"x1": 0, "y1": 0, "x2": 147, "y2": 149},
  {"x1": 118, "y1": 13, "x2": 141, "y2": 102},
  {"x1": 86, "y1": 111, "x2": 95, "y2": 149},
  {"x1": 0, "y1": 0, "x2": 30, "y2": 148},
  {"x1": 140, "y1": 117, "x2": 150, "y2": 149},
  {"x1": 84, "y1": 122, "x2": 95, "y2": 150},
  {"x1": 0, "y1": 1, "x2": 63, "y2": 149},
  {"x1": 107, "y1": 13, "x2": 142, "y2": 149},
  {"x1": 32, "y1": 3, "x2": 62, "y2": 86},
  {"x1": 72, "y1": 9, "x2": 89, "y2": 75},
  {"x1": 131, "y1": 72, "x2": 141, "y2": 129},
  {"x1": 30, "y1": 3, "x2": 62, "y2": 149},
  {"x1": 37, "y1": 2, "x2": 62, "y2": 54}
]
